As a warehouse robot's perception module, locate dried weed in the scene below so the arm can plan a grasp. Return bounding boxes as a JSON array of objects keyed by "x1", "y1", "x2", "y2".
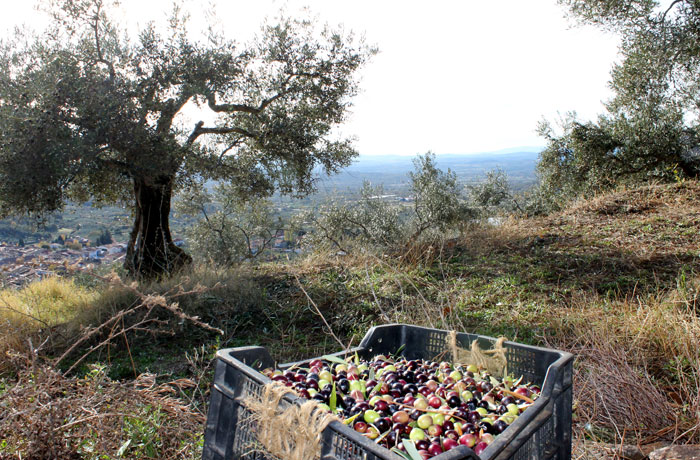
[{"x1": 0, "y1": 364, "x2": 204, "y2": 459}]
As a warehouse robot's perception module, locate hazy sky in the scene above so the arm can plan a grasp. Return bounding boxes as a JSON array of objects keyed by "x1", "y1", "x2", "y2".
[{"x1": 0, "y1": 0, "x2": 620, "y2": 156}]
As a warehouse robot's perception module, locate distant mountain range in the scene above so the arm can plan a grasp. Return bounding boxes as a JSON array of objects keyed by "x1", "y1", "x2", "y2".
[{"x1": 314, "y1": 147, "x2": 543, "y2": 193}]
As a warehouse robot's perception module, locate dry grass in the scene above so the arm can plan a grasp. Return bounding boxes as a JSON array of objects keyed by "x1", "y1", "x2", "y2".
[
  {"x1": 0, "y1": 277, "x2": 101, "y2": 374},
  {"x1": 547, "y1": 282, "x2": 700, "y2": 444},
  {"x1": 0, "y1": 266, "x2": 269, "y2": 459},
  {"x1": 278, "y1": 181, "x2": 700, "y2": 446},
  {"x1": 1, "y1": 181, "x2": 699, "y2": 455},
  {"x1": 533, "y1": 181, "x2": 700, "y2": 262},
  {"x1": 0, "y1": 363, "x2": 204, "y2": 459}
]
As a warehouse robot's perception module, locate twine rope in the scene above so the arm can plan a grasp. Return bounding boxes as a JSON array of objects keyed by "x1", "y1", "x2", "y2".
[
  {"x1": 243, "y1": 382, "x2": 338, "y2": 460},
  {"x1": 447, "y1": 330, "x2": 509, "y2": 377}
]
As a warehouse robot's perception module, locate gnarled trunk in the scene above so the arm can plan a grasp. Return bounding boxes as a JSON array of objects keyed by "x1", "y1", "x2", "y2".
[{"x1": 125, "y1": 175, "x2": 191, "y2": 278}]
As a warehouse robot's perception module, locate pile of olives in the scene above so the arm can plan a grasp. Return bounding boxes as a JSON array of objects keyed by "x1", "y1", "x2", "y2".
[{"x1": 263, "y1": 354, "x2": 539, "y2": 459}]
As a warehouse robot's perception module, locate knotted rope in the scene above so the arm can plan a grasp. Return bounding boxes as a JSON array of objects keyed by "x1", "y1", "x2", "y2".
[
  {"x1": 243, "y1": 382, "x2": 338, "y2": 460},
  {"x1": 447, "y1": 330, "x2": 509, "y2": 377}
]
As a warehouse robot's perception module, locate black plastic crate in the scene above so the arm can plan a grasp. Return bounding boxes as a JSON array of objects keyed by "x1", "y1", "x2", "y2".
[{"x1": 203, "y1": 324, "x2": 573, "y2": 460}]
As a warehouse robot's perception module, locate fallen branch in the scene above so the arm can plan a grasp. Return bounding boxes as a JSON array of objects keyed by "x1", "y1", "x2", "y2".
[{"x1": 54, "y1": 270, "x2": 223, "y2": 376}]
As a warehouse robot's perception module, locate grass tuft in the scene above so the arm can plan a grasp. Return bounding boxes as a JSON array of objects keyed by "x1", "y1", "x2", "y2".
[{"x1": 0, "y1": 277, "x2": 99, "y2": 373}]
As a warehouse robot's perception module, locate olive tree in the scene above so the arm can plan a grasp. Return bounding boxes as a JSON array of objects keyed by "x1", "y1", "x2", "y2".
[
  {"x1": 0, "y1": 0, "x2": 373, "y2": 278},
  {"x1": 409, "y1": 153, "x2": 474, "y2": 239},
  {"x1": 305, "y1": 153, "x2": 474, "y2": 252},
  {"x1": 175, "y1": 184, "x2": 284, "y2": 266},
  {"x1": 302, "y1": 181, "x2": 403, "y2": 252},
  {"x1": 538, "y1": 0, "x2": 700, "y2": 201},
  {"x1": 467, "y1": 168, "x2": 523, "y2": 216}
]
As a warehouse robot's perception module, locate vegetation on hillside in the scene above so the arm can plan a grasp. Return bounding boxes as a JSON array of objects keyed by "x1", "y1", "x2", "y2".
[
  {"x1": 1, "y1": 181, "x2": 699, "y2": 458},
  {"x1": 537, "y1": 0, "x2": 700, "y2": 207},
  {"x1": 2, "y1": 1, "x2": 700, "y2": 459}
]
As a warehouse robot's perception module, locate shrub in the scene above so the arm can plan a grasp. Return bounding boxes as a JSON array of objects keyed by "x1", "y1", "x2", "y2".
[
  {"x1": 304, "y1": 153, "x2": 475, "y2": 252},
  {"x1": 176, "y1": 184, "x2": 284, "y2": 266},
  {"x1": 409, "y1": 152, "x2": 474, "y2": 238},
  {"x1": 302, "y1": 181, "x2": 403, "y2": 251},
  {"x1": 467, "y1": 168, "x2": 524, "y2": 216},
  {"x1": 65, "y1": 241, "x2": 83, "y2": 251}
]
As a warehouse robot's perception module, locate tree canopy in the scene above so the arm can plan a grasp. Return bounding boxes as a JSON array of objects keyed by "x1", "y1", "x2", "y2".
[
  {"x1": 0, "y1": 0, "x2": 373, "y2": 277},
  {"x1": 537, "y1": 0, "x2": 700, "y2": 203}
]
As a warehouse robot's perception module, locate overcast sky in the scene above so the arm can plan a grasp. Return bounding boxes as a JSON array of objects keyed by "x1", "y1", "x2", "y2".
[{"x1": 0, "y1": 0, "x2": 620, "y2": 156}]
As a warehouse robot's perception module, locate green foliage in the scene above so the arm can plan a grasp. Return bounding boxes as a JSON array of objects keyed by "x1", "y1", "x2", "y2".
[
  {"x1": 176, "y1": 184, "x2": 285, "y2": 266},
  {"x1": 302, "y1": 181, "x2": 404, "y2": 251},
  {"x1": 95, "y1": 228, "x2": 113, "y2": 246},
  {"x1": 409, "y1": 153, "x2": 474, "y2": 238},
  {"x1": 537, "y1": 108, "x2": 697, "y2": 202},
  {"x1": 0, "y1": 0, "x2": 373, "y2": 276},
  {"x1": 304, "y1": 153, "x2": 474, "y2": 251},
  {"x1": 467, "y1": 168, "x2": 523, "y2": 216},
  {"x1": 121, "y1": 406, "x2": 165, "y2": 458},
  {"x1": 537, "y1": 0, "x2": 700, "y2": 205},
  {"x1": 0, "y1": 1, "x2": 371, "y2": 211}
]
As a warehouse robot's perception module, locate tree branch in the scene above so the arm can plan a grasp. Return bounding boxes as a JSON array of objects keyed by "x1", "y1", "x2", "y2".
[
  {"x1": 157, "y1": 91, "x2": 192, "y2": 134},
  {"x1": 206, "y1": 94, "x2": 259, "y2": 114},
  {"x1": 217, "y1": 139, "x2": 244, "y2": 163},
  {"x1": 253, "y1": 228, "x2": 280, "y2": 259},
  {"x1": 186, "y1": 121, "x2": 257, "y2": 145},
  {"x1": 91, "y1": 1, "x2": 115, "y2": 81},
  {"x1": 205, "y1": 89, "x2": 288, "y2": 115},
  {"x1": 660, "y1": 0, "x2": 684, "y2": 24}
]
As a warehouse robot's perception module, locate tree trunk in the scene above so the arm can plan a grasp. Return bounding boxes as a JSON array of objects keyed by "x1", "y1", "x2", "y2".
[{"x1": 125, "y1": 175, "x2": 191, "y2": 279}]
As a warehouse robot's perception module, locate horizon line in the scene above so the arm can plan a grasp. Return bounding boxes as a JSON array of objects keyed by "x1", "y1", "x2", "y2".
[{"x1": 355, "y1": 146, "x2": 545, "y2": 157}]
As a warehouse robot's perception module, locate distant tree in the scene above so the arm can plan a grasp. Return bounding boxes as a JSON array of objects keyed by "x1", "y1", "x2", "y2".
[
  {"x1": 95, "y1": 229, "x2": 113, "y2": 246},
  {"x1": 302, "y1": 181, "x2": 403, "y2": 252},
  {"x1": 538, "y1": 0, "x2": 700, "y2": 202},
  {"x1": 176, "y1": 184, "x2": 284, "y2": 266},
  {"x1": 305, "y1": 153, "x2": 474, "y2": 251},
  {"x1": 0, "y1": 0, "x2": 373, "y2": 278},
  {"x1": 468, "y1": 168, "x2": 523, "y2": 215},
  {"x1": 409, "y1": 153, "x2": 474, "y2": 239}
]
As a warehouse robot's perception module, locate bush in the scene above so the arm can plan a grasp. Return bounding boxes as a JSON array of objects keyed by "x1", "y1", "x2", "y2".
[
  {"x1": 176, "y1": 184, "x2": 284, "y2": 266},
  {"x1": 467, "y1": 168, "x2": 525, "y2": 217},
  {"x1": 95, "y1": 229, "x2": 113, "y2": 246},
  {"x1": 303, "y1": 153, "x2": 475, "y2": 252},
  {"x1": 301, "y1": 181, "x2": 403, "y2": 251},
  {"x1": 66, "y1": 241, "x2": 83, "y2": 251},
  {"x1": 409, "y1": 153, "x2": 475, "y2": 238}
]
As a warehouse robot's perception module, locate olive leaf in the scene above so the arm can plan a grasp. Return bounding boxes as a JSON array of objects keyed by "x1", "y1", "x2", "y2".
[
  {"x1": 330, "y1": 381, "x2": 337, "y2": 414},
  {"x1": 321, "y1": 354, "x2": 348, "y2": 365},
  {"x1": 402, "y1": 440, "x2": 425, "y2": 460}
]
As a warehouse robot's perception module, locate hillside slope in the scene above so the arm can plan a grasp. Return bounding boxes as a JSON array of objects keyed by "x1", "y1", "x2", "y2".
[
  {"x1": 261, "y1": 181, "x2": 700, "y2": 450},
  {"x1": 1, "y1": 181, "x2": 698, "y2": 458}
]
